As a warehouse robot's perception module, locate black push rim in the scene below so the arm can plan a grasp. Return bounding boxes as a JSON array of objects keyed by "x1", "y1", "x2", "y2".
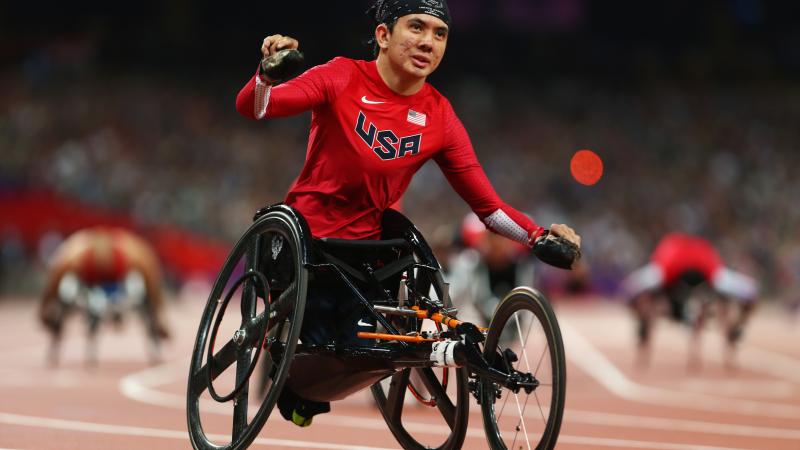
[{"x1": 205, "y1": 270, "x2": 270, "y2": 403}]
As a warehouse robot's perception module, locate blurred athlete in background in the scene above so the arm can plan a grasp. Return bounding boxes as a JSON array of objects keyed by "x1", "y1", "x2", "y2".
[
  {"x1": 236, "y1": 0, "x2": 581, "y2": 426},
  {"x1": 621, "y1": 232, "x2": 757, "y2": 369},
  {"x1": 449, "y1": 213, "x2": 535, "y2": 324},
  {"x1": 39, "y1": 227, "x2": 170, "y2": 364}
]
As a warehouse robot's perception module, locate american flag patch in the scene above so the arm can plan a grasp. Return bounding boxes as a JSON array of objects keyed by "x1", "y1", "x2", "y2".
[{"x1": 407, "y1": 109, "x2": 427, "y2": 126}]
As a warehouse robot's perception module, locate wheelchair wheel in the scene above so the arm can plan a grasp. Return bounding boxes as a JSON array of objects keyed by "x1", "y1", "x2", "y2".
[
  {"x1": 371, "y1": 366, "x2": 469, "y2": 450},
  {"x1": 187, "y1": 208, "x2": 308, "y2": 450},
  {"x1": 481, "y1": 287, "x2": 566, "y2": 450},
  {"x1": 371, "y1": 244, "x2": 469, "y2": 450}
]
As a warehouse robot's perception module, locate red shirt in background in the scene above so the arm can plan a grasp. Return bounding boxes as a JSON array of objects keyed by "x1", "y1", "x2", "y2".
[{"x1": 651, "y1": 233, "x2": 723, "y2": 285}]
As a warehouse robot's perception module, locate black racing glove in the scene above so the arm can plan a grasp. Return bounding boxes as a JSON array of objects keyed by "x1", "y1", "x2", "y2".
[
  {"x1": 532, "y1": 230, "x2": 581, "y2": 270},
  {"x1": 259, "y1": 48, "x2": 305, "y2": 83}
]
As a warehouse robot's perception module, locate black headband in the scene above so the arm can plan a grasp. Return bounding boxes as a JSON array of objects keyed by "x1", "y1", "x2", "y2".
[{"x1": 367, "y1": 0, "x2": 451, "y2": 26}]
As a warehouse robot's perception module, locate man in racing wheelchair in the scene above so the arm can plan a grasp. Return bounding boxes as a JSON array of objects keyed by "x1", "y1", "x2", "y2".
[
  {"x1": 234, "y1": 0, "x2": 583, "y2": 427},
  {"x1": 233, "y1": 0, "x2": 581, "y2": 430}
]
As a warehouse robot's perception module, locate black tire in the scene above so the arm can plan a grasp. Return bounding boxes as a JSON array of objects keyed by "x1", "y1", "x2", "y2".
[
  {"x1": 187, "y1": 209, "x2": 308, "y2": 450},
  {"x1": 481, "y1": 287, "x2": 566, "y2": 450}
]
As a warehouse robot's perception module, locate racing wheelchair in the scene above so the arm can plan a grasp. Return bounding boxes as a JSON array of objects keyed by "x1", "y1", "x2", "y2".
[
  {"x1": 46, "y1": 271, "x2": 164, "y2": 365},
  {"x1": 187, "y1": 204, "x2": 571, "y2": 450}
]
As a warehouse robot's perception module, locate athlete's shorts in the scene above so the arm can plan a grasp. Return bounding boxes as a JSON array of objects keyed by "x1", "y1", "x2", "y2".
[
  {"x1": 300, "y1": 272, "x2": 377, "y2": 347},
  {"x1": 663, "y1": 270, "x2": 707, "y2": 322}
]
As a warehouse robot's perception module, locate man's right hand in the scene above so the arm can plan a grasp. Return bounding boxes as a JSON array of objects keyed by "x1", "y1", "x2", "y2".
[{"x1": 261, "y1": 34, "x2": 299, "y2": 57}]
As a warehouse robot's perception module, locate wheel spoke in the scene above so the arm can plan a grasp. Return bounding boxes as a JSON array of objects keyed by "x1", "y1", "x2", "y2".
[
  {"x1": 534, "y1": 390, "x2": 547, "y2": 425},
  {"x1": 385, "y1": 369, "x2": 411, "y2": 423},
  {"x1": 514, "y1": 313, "x2": 533, "y2": 373},
  {"x1": 418, "y1": 367, "x2": 456, "y2": 429},
  {"x1": 534, "y1": 345, "x2": 548, "y2": 378},
  {"x1": 512, "y1": 392, "x2": 532, "y2": 450},
  {"x1": 512, "y1": 388, "x2": 535, "y2": 450},
  {"x1": 514, "y1": 313, "x2": 542, "y2": 448},
  {"x1": 518, "y1": 391, "x2": 534, "y2": 433},
  {"x1": 495, "y1": 345, "x2": 511, "y2": 419},
  {"x1": 190, "y1": 310, "x2": 269, "y2": 398},
  {"x1": 191, "y1": 339, "x2": 239, "y2": 395},
  {"x1": 232, "y1": 346, "x2": 254, "y2": 438},
  {"x1": 266, "y1": 282, "x2": 297, "y2": 328}
]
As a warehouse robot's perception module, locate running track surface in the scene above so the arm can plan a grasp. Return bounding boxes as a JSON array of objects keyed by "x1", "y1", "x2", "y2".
[{"x1": 1, "y1": 296, "x2": 798, "y2": 450}]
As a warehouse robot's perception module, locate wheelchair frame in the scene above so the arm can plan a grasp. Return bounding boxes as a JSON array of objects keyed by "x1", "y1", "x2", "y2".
[{"x1": 187, "y1": 204, "x2": 565, "y2": 450}]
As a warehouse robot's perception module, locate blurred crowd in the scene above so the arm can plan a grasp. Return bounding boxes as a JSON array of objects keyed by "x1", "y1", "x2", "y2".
[{"x1": 2, "y1": 65, "x2": 800, "y2": 303}]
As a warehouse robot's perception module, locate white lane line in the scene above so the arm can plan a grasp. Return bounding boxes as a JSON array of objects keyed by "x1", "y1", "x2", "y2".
[
  {"x1": 717, "y1": 340, "x2": 800, "y2": 384},
  {"x1": 0, "y1": 412, "x2": 398, "y2": 450},
  {"x1": 569, "y1": 304, "x2": 800, "y2": 386},
  {"x1": 556, "y1": 435, "x2": 753, "y2": 450},
  {"x1": 120, "y1": 358, "x2": 800, "y2": 441},
  {"x1": 321, "y1": 411, "x2": 800, "y2": 445},
  {"x1": 678, "y1": 379, "x2": 795, "y2": 399},
  {"x1": 322, "y1": 415, "x2": 759, "y2": 449},
  {"x1": 119, "y1": 358, "x2": 197, "y2": 409},
  {"x1": 0, "y1": 408, "x2": 756, "y2": 450},
  {"x1": 566, "y1": 410, "x2": 800, "y2": 441},
  {"x1": 0, "y1": 369, "x2": 83, "y2": 388},
  {"x1": 560, "y1": 318, "x2": 800, "y2": 419},
  {"x1": 656, "y1": 316, "x2": 800, "y2": 385}
]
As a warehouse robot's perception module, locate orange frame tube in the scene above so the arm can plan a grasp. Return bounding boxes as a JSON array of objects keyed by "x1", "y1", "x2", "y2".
[
  {"x1": 358, "y1": 307, "x2": 487, "y2": 342},
  {"x1": 356, "y1": 332, "x2": 436, "y2": 343}
]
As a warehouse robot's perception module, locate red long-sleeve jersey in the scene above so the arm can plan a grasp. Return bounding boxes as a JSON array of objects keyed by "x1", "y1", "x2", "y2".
[{"x1": 236, "y1": 57, "x2": 542, "y2": 243}]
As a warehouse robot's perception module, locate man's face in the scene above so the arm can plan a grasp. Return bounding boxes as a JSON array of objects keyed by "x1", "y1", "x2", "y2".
[{"x1": 382, "y1": 14, "x2": 449, "y2": 79}]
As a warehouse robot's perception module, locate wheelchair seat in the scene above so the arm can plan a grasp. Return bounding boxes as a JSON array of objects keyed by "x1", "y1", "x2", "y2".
[
  {"x1": 315, "y1": 237, "x2": 410, "y2": 252},
  {"x1": 313, "y1": 237, "x2": 414, "y2": 286}
]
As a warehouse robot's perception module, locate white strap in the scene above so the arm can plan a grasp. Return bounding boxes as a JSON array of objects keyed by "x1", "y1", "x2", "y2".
[
  {"x1": 430, "y1": 340, "x2": 461, "y2": 367},
  {"x1": 483, "y1": 209, "x2": 529, "y2": 245},
  {"x1": 254, "y1": 76, "x2": 271, "y2": 119}
]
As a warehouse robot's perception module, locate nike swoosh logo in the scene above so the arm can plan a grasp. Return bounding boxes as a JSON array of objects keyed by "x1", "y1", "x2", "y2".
[
  {"x1": 357, "y1": 319, "x2": 373, "y2": 327},
  {"x1": 361, "y1": 96, "x2": 385, "y2": 105}
]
